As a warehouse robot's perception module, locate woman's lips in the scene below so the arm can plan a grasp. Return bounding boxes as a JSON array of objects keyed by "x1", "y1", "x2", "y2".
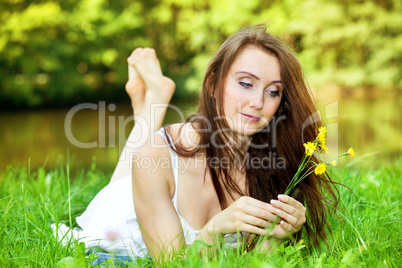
[{"x1": 240, "y1": 113, "x2": 261, "y2": 122}]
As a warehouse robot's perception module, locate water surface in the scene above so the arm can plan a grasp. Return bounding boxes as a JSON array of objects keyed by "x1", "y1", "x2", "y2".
[{"x1": 1, "y1": 95, "x2": 400, "y2": 174}]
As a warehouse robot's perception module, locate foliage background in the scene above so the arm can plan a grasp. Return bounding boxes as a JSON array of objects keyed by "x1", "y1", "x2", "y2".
[
  {"x1": 1, "y1": 0, "x2": 401, "y2": 109},
  {"x1": 0, "y1": 2, "x2": 400, "y2": 266}
]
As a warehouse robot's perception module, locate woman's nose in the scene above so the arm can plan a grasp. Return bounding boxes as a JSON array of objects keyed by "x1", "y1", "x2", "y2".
[{"x1": 248, "y1": 91, "x2": 264, "y2": 110}]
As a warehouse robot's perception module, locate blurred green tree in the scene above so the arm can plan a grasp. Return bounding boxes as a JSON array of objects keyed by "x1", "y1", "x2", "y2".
[{"x1": 0, "y1": 0, "x2": 400, "y2": 109}]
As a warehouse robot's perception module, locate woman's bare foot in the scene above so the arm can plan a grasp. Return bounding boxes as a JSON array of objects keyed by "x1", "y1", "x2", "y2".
[
  {"x1": 130, "y1": 48, "x2": 175, "y2": 104},
  {"x1": 126, "y1": 50, "x2": 146, "y2": 115}
]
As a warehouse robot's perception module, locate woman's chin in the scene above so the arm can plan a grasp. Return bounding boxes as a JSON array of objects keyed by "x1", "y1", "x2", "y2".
[
  {"x1": 234, "y1": 128, "x2": 264, "y2": 140},
  {"x1": 226, "y1": 122, "x2": 268, "y2": 141}
]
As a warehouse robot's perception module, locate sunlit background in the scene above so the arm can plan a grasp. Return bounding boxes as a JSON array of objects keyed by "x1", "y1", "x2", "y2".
[{"x1": 0, "y1": 0, "x2": 401, "y2": 173}]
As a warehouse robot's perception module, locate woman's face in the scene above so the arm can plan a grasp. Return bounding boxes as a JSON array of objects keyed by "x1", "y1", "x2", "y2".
[{"x1": 222, "y1": 45, "x2": 283, "y2": 139}]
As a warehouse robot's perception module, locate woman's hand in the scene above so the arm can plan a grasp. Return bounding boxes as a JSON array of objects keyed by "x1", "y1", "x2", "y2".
[
  {"x1": 199, "y1": 196, "x2": 277, "y2": 244},
  {"x1": 269, "y1": 194, "x2": 306, "y2": 240},
  {"x1": 198, "y1": 195, "x2": 306, "y2": 244}
]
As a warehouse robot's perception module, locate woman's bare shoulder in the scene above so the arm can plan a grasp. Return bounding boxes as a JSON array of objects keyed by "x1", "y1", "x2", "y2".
[{"x1": 166, "y1": 123, "x2": 200, "y2": 150}]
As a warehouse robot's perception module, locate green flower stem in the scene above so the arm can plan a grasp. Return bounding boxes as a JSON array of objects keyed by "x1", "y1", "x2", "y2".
[
  {"x1": 284, "y1": 154, "x2": 312, "y2": 194},
  {"x1": 323, "y1": 152, "x2": 349, "y2": 165},
  {"x1": 285, "y1": 151, "x2": 351, "y2": 196}
]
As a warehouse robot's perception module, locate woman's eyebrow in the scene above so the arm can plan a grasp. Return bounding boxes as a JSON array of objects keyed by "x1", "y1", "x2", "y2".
[
  {"x1": 236, "y1": 71, "x2": 283, "y2": 84},
  {"x1": 270, "y1": 80, "x2": 283, "y2": 84},
  {"x1": 236, "y1": 71, "x2": 260, "y2": 80}
]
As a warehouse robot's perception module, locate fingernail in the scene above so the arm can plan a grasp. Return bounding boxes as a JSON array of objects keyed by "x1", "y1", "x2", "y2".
[
  {"x1": 278, "y1": 194, "x2": 286, "y2": 201},
  {"x1": 270, "y1": 199, "x2": 278, "y2": 205},
  {"x1": 276, "y1": 209, "x2": 283, "y2": 216}
]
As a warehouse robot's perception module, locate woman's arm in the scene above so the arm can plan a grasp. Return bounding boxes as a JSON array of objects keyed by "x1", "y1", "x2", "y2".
[{"x1": 132, "y1": 133, "x2": 185, "y2": 261}]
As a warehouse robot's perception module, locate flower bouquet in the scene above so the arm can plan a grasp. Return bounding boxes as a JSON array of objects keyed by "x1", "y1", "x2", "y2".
[
  {"x1": 255, "y1": 127, "x2": 355, "y2": 249},
  {"x1": 284, "y1": 127, "x2": 355, "y2": 195}
]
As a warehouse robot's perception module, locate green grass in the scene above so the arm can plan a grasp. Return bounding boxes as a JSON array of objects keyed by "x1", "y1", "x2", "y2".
[{"x1": 0, "y1": 157, "x2": 401, "y2": 267}]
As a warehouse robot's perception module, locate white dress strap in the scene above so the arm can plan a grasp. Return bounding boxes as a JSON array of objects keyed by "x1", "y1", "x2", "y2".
[{"x1": 154, "y1": 128, "x2": 179, "y2": 208}]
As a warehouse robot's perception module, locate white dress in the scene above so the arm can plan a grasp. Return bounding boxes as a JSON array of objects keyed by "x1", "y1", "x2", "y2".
[{"x1": 52, "y1": 128, "x2": 246, "y2": 259}]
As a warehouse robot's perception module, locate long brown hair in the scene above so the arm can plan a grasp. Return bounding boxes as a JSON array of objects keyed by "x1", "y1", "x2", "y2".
[{"x1": 164, "y1": 24, "x2": 339, "y2": 248}]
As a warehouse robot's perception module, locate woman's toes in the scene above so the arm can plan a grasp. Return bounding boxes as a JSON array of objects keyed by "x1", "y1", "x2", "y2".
[
  {"x1": 133, "y1": 47, "x2": 144, "y2": 56},
  {"x1": 143, "y1": 47, "x2": 156, "y2": 54},
  {"x1": 127, "y1": 48, "x2": 144, "y2": 65},
  {"x1": 138, "y1": 48, "x2": 158, "y2": 61}
]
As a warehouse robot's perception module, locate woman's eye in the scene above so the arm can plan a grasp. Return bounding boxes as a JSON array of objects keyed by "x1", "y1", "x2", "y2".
[
  {"x1": 266, "y1": 85, "x2": 281, "y2": 97},
  {"x1": 267, "y1": 90, "x2": 280, "y2": 97},
  {"x1": 239, "y1": 81, "x2": 253, "y2": 88}
]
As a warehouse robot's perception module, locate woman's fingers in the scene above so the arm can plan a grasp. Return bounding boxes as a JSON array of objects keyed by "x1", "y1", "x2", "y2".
[
  {"x1": 274, "y1": 208, "x2": 300, "y2": 228},
  {"x1": 270, "y1": 195, "x2": 306, "y2": 231},
  {"x1": 279, "y1": 220, "x2": 297, "y2": 234},
  {"x1": 243, "y1": 205, "x2": 277, "y2": 222},
  {"x1": 271, "y1": 196, "x2": 305, "y2": 219},
  {"x1": 278, "y1": 194, "x2": 306, "y2": 213},
  {"x1": 218, "y1": 197, "x2": 275, "y2": 236},
  {"x1": 240, "y1": 196, "x2": 277, "y2": 217},
  {"x1": 240, "y1": 221, "x2": 273, "y2": 236},
  {"x1": 269, "y1": 221, "x2": 294, "y2": 240},
  {"x1": 242, "y1": 213, "x2": 271, "y2": 229},
  {"x1": 271, "y1": 200, "x2": 302, "y2": 224}
]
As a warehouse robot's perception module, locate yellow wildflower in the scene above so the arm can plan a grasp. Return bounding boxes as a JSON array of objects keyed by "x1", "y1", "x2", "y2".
[
  {"x1": 318, "y1": 127, "x2": 327, "y2": 134},
  {"x1": 348, "y1": 148, "x2": 355, "y2": 157},
  {"x1": 330, "y1": 160, "x2": 337, "y2": 166},
  {"x1": 317, "y1": 132, "x2": 326, "y2": 143},
  {"x1": 317, "y1": 127, "x2": 327, "y2": 143},
  {"x1": 303, "y1": 142, "x2": 316, "y2": 156},
  {"x1": 314, "y1": 163, "x2": 327, "y2": 175},
  {"x1": 321, "y1": 143, "x2": 329, "y2": 153}
]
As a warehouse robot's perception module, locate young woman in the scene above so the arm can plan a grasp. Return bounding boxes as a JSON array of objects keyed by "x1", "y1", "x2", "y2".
[{"x1": 53, "y1": 24, "x2": 338, "y2": 262}]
